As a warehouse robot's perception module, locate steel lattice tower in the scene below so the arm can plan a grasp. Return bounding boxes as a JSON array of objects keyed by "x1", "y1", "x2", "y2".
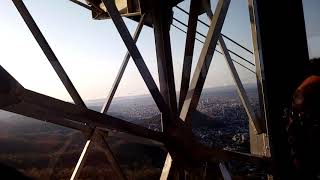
[{"x1": 0, "y1": 0, "x2": 309, "y2": 179}]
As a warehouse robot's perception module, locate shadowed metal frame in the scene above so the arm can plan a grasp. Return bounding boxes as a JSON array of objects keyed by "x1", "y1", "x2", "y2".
[{"x1": 0, "y1": 0, "x2": 277, "y2": 179}]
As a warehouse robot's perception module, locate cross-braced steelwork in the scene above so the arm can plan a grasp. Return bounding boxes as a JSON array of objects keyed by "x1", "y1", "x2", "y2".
[{"x1": 2, "y1": 0, "x2": 309, "y2": 179}]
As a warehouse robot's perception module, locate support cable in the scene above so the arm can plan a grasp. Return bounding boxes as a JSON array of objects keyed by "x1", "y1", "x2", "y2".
[
  {"x1": 171, "y1": 23, "x2": 256, "y2": 74},
  {"x1": 173, "y1": 17, "x2": 255, "y2": 66},
  {"x1": 175, "y1": 5, "x2": 254, "y2": 55}
]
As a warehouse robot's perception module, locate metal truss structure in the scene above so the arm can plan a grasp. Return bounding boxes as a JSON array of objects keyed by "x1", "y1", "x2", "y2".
[{"x1": 1, "y1": 0, "x2": 310, "y2": 179}]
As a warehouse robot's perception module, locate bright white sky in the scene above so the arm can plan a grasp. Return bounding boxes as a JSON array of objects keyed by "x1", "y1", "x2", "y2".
[{"x1": 0, "y1": 0, "x2": 319, "y2": 102}]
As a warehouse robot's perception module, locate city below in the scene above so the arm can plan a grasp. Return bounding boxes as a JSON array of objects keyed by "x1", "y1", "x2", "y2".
[{"x1": 0, "y1": 84, "x2": 263, "y2": 179}]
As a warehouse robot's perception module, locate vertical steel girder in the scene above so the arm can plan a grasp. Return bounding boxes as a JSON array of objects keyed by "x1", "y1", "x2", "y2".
[
  {"x1": 178, "y1": 0, "x2": 201, "y2": 114},
  {"x1": 161, "y1": 0, "x2": 201, "y2": 178},
  {"x1": 247, "y1": 1, "x2": 267, "y2": 127},
  {"x1": 248, "y1": 0, "x2": 309, "y2": 178},
  {"x1": 101, "y1": 0, "x2": 172, "y2": 119},
  {"x1": 247, "y1": 0, "x2": 271, "y2": 158},
  {"x1": 179, "y1": 0, "x2": 231, "y2": 122},
  {"x1": 152, "y1": 0, "x2": 177, "y2": 130},
  {"x1": 101, "y1": 14, "x2": 145, "y2": 114},
  {"x1": 161, "y1": 0, "x2": 231, "y2": 178}
]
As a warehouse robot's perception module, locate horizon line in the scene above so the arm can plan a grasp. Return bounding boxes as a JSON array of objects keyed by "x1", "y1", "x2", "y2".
[{"x1": 84, "y1": 83, "x2": 257, "y2": 102}]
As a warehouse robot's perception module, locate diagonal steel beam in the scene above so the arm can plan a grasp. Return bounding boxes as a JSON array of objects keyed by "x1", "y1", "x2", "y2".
[
  {"x1": 179, "y1": 0, "x2": 230, "y2": 122},
  {"x1": 70, "y1": 134, "x2": 93, "y2": 180},
  {"x1": 160, "y1": 155, "x2": 173, "y2": 180},
  {"x1": 161, "y1": 0, "x2": 202, "y2": 178},
  {"x1": 205, "y1": 8, "x2": 263, "y2": 133},
  {"x1": 12, "y1": 2, "x2": 126, "y2": 177},
  {"x1": 11, "y1": 3, "x2": 151, "y2": 178},
  {"x1": 1, "y1": 89, "x2": 165, "y2": 141},
  {"x1": 101, "y1": 14, "x2": 145, "y2": 113},
  {"x1": 73, "y1": 15, "x2": 146, "y2": 179},
  {"x1": 100, "y1": 0, "x2": 172, "y2": 118},
  {"x1": 219, "y1": 162, "x2": 232, "y2": 180},
  {"x1": 70, "y1": 129, "x2": 127, "y2": 180},
  {"x1": 161, "y1": 1, "x2": 231, "y2": 179},
  {"x1": 178, "y1": 0, "x2": 201, "y2": 114},
  {"x1": 0, "y1": 65, "x2": 91, "y2": 134},
  {"x1": 12, "y1": 0, "x2": 86, "y2": 107},
  {"x1": 11, "y1": 3, "x2": 125, "y2": 178},
  {"x1": 0, "y1": 66, "x2": 268, "y2": 166},
  {"x1": 71, "y1": 13, "x2": 147, "y2": 174},
  {"x1": 218, "y1": 36, "x2": 263, "y2": 133},
  {"x1": 152, "y1": 1, "x2": 177, "y2": 130},
  {"x1": 94, "y1": 130, "x2": 127, "y2": 180},
  {"x1": 0, "y1": 66, "x2": 164, "y2": 142}
]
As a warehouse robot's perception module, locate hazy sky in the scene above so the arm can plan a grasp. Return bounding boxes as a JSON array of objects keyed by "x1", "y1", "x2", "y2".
[{"x1": 0, "y1": 0, "x2": 319, "y2": 102}]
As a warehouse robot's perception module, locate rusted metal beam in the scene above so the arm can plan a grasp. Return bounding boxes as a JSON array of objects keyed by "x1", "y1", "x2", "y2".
[
  {"x1": 12, "y1": 0, "x2": 86, "y2": 107},
  {"x1": 101, "y1": 14, "x2": 145, "y2": 113},
  {"x1": 152, "y1": 1, "x2": 177, "y2": 130},
  {"x1": 100, "y1": 0, "x2": 172, "y2": 119},
  {"x1": 178, "y1": 0, "x2": 201, "y2": 113}
]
